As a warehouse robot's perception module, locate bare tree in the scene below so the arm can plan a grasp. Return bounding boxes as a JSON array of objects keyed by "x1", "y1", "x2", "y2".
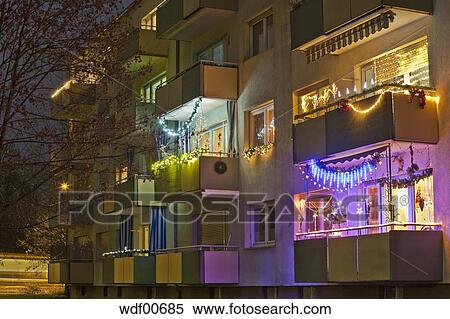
[{"x1": 0, "y1": 0, "x2": 156, "y2": 256}]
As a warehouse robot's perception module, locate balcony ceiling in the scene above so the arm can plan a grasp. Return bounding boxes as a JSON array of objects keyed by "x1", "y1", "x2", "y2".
[{"x1": 163, "y1": 97, "x2": 226, "y2": 122}]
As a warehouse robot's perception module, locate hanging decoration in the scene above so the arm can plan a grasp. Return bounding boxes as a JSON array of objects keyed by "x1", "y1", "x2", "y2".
[
  {"x1": 380, "y1": 168, "x2": 433, "y2": 189},
  {"x1": 151, "y1": 148, "x2": 208, "y2": 173},
  {"x1": 158, "y1": 98, "x2": 202, "y2": 137},
  {"x1": 300, "y1": 153, "x2": 382, "y2": 192},
  {"x1": 243, "y1": 143, "x2": 274, "y2": 160},
  {"x1": 301, "y1": 84, "x2": 338, "y2": 113},
  {"x1": 409, "y1": 88, "x2": 426, "y2": 108}
]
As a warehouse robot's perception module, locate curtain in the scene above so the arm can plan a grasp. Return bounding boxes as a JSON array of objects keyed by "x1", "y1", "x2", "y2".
[
  {"x1": 150, "y1": 206, "x2": 167, "y2": 254},
  {"x1": 227, "y1": 101, "x2": 237, "y2": 155},
  {"x1": 118, "y1": 215, "x2": 133, "y2": 251}
]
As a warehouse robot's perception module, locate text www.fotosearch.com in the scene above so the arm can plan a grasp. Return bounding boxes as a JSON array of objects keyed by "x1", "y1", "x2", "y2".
[{"x1": 118, "y1": 302, "x2": 332, "y2": 316}]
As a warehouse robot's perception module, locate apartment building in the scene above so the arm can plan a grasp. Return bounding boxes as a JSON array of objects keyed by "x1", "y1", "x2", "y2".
[{"x1": 49, "y1": 0, "x2": 450, "y2": 298}]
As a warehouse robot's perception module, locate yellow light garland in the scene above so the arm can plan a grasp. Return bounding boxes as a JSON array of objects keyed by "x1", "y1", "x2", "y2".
[
  {"x1": 348, "y1": 91, "x2": 385, "y2": 114},
  {"x1": 151, "y1": 148, "x2": 208, "y2": 173},
  {"x1": 243, "y1": 143, "x2": 274, "y2": 160}
]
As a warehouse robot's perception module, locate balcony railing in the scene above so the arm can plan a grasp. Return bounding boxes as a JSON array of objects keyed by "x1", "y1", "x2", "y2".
[
  {"x1": 294, "y1": 223, "x2": 443, "y2": 283},
  {"x1": 156, "y1": 0, "x2": 238, "y2": 40},
  {"x1": 118, "y1": 28, "x2": 169, "y2": 62},
  {"x1": 293, "y1": 84, "x2": 439, "y2": 163},
  {"x1": 155, "y1": 245, "x2": 239, "y2": 285},
  {"x1": 154, "y1": 153, "x2": 239, "y2": 193},
  {"x1": 155, "y1": 61, "x2": 238, "y2": 114},
  {"x1": 51, "y1": 81, "x2": 97, "y2": 120},
  {"x1": 48, "y1": 259, "x2": 94, "y2": 285}
]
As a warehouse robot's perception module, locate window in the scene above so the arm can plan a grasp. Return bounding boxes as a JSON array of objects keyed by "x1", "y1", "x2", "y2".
[
  {"x1": 361, "y1": 63, "x2": 376, "y2": 90},
  {"x1": 115, "y1": 165, "x2": 128, "y2": 185},
  {"x1": 139, "y1": 226, "x2": 150, "y2": 250},
  {"x1": 141, "y1": 9, "x2": 157, "y2": 30},
  {"x1": 360, "y1": 38, "x2": 430, "y2": 88},
  {"x1": 250, "y1": 12, "x2": 274, "y2": 57},
  {"x1": 197, "y1": 39, "x2": 226, "y2": 63},
  {"x1": 141, "y1": 72, "x2": 166, "y2": 103},
  {"x1": 193, "y1": 122, "x2": 227, "y2": 154},
  {"x1": 381, "y1": 172, "x2": 434, "y2": 226},
  {"x1": 250, "y1": 102, "x2": 275, "y2": 147},
  {"x1": 248, "y1": 201, "x2": 275, "y2": 246}
]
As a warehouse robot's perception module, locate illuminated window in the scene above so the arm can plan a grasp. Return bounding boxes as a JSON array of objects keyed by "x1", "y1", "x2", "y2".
[
  {"x1": 370, "y1": 38, "x2": 430, "y2": 87},
  {"x1": 141, "y1": 72, "x2": 166, "y2": 103},
  {"x1": 250, "y1": 102, "x2": 275, "y2": 147},
  {"x1": 115, "y1": 165, "x2": 128, "y2": 185},
  {"x1": 250, "y1": 11, "x2": 273, "y2": 57},
  {"x1": 383, "y1": 172, "x2": 434, "y2": 225},
  {"x1": 248, "y1": 201, "x2": 275, "y2": 246},
  {"x1": 141, "y1": 9, "x2": 157, "y2": 30},
  {"x1": 193, "y1": 123, "x2": 227, "y2": 155}
]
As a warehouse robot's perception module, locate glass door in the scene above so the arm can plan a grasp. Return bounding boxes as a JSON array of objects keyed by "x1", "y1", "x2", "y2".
[{"x1": 364, "y1": 184, "x2": 381, "y2": 234}]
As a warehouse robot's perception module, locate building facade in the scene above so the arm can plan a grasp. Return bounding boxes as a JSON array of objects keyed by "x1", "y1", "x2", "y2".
[{"x1": 49, "y1": 0, "x2": 450, "y2": 298}]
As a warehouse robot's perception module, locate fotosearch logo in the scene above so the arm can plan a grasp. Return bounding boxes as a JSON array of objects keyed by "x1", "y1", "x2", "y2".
[{"x1": 57, "y1": 191, "x2": 402, "y2": 226}]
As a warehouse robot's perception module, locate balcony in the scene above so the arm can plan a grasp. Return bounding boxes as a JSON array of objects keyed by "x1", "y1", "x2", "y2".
[
  {"x1": 294, "y1": 223, "x2": 442, "y2": 283},
  {"x1": 293, "y1": 86, "x2": 439, "y2": 163},
  {"x1": 156, "y1": 0, "x2": 238, "y2": 40},
  {"x1": 48, "y1": 260, "x2": 94, "y2": 285},
  {"x1": 154, "y1": 155, "x2": 239, "y2": 194},
  {"x1": 118, "y1": 28, "x2": 169, "y2": 62},
  {"x1": 51, "y1": 81, "x2": 97, "y2": 119},
  {"x1": 155, "y1": 246, "x2": 239, "y2": 285},
  {"x1": 109, "y1": 256, "x2": 156, "y2": 285},
  {"x1": 291, "y1": 0, "x2": 433, "y2": 61},
  {"x1": 155, "y1": 61, "x2": 238, "y2": 115}
]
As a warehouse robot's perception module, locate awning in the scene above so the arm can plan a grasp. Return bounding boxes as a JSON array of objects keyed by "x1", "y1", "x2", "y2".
[{"x1": 305, "y1": 10, "x2": 396, "y2": 64}]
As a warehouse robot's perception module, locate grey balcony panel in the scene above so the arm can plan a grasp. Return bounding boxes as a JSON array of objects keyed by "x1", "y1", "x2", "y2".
[
  {"x1": 294, "y1": 238, "x2": 328, "y2": 283},
  {"x1": 157, "y1": 0, "x2": 238, "y2": 40},
  {"x1": 295, "y1": 231, "x2": 443, "y2": 283},
  {"x1": 390, "y1": 231, "x2": 442, "y2": 282},
  {"x1": 291, "y1": 0, "x2": 324, "y2": 50},
  {"x1": 328, "y1": 236, "x2": 358, "y2": 282},
  {"x1": 325, "y1": 93, "x2": 394, "y2": 155},
  {"x1": 182, "y1": 63, "x2": 202, "y2": 104},
  {"x1": 293, "y1": 116, "x2": 326, "y2": 163}
]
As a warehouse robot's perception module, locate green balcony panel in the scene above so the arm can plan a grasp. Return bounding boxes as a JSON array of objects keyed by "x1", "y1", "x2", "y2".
[
  {"x1": 70, "y1": 262, "x2": 94, "y2": 284},
  {"x1": 157, "y1": 0, "x2": 238, "y2": 40},
  {"x1": 118, "y1": 29, "x2": 169, "y2": 62},
  {"x1": 155, "y1": 62, "x2": 238, "y2": 115},
  {"x1": 181, "y1": 156, "x2": 239, "y2": 192},
  {"x1": 48, "y1": 261, "x2": 69, "y2": 284}
]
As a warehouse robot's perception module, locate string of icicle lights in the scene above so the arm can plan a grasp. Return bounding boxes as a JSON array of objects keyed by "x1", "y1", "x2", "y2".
[
  {"x1": 299, "y1": 154, "x2": 383, "y2": 192},
  {"x1": 158, "y1": 98, "x2": 202, "y2": 137}
]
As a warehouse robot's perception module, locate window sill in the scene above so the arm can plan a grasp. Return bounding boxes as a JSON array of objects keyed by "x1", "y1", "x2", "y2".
[{"x1": 245, "y1": 242, "x2": 276, "y2": 250}]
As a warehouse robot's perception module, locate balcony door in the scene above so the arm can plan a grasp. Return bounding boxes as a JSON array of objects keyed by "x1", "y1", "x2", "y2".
[{"x1": 363, "y1": 183, "x2": 382, "y2": 234}]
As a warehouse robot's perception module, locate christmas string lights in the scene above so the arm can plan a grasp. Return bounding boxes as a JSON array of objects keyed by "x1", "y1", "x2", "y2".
[
  {"x1": 301, "y1": 84, "x2": 338, "y2": 113},
  {"x1": 151, "y1": 148, "x2": 208, "y2": 173},
  {"x1": 158, "y1": 98, "x2": 202, "y2": 137},
  {"x1": 300, "y1": 154, "x2": 382, "y2": 192},
  {"x1": 243, "y1": 143, "x2": 274, "y2": 160}
]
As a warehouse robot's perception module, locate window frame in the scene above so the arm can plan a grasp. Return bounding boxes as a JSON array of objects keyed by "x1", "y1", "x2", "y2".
[
  {"x1": 141, "y1": 8, "x2": 157, "y2": 31},
  {"x1": 248, "y1": 201, "x2": 276, "y2": 247},
  {"x1": 141, "y1": 72, "x2": 167, "y2": 104},
  {"x1": 196, "y1": 38, "x2": 227, "y2": 63},
  {"x1": 249, "y1": 11, "x2": 274, "y2": 57},
  {"x1": 249, "y1": 101, "x2": 275, "y2": 147},
  {"x1": 193, "y1": 121, "x2": 228, "y2": 154}
]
